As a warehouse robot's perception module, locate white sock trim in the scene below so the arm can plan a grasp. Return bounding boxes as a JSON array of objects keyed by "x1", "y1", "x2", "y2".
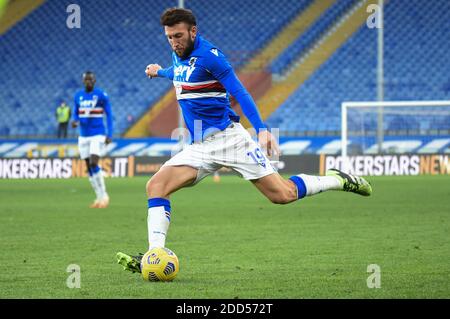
[{"x1": 298, "y1": 174, "x2": 341, "y2": 196}]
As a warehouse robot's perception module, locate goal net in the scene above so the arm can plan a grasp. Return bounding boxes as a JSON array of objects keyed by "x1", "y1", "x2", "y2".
[{"x1": 341, "y1": 100, "x2": 450, "y2": 158}]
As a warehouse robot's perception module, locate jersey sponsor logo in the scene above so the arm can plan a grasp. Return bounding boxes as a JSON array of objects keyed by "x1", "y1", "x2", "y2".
[
  {"x1": 174, "y1": 64, "x2": 196, "y2": 82},
  {"x1": 79, "y1": 96, "x2": 98, "y2": 109}
]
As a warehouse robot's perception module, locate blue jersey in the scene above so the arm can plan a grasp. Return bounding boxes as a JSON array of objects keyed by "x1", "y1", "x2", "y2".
[
  {"x1": 73, "y1": 88, "x2": 113, "y2": 138},
  {"x1": 157, "y1": 35, "x2": 266, "y2": 141}
]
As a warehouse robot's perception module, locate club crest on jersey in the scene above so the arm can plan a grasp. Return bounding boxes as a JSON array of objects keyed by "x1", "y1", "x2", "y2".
[
  {"x1": 210, "y1": 48, "x2": 218, "y2": 56},
  {"x1": 189, "y1": 57, "x2": 197, "y2": 66}
]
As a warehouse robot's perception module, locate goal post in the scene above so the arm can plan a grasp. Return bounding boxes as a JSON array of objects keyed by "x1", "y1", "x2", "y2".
[{"x1": 341, "y1": 100, "x2": 450, "y2": 161}]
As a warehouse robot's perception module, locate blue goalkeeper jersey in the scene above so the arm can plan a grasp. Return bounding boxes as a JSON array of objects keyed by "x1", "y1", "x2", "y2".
[
  {"x1": 157, "y1": 34, "x2": 266, "y2": 141},
  {"x1": 73, "y1": 88, "x2": 113, "y2": 138}
]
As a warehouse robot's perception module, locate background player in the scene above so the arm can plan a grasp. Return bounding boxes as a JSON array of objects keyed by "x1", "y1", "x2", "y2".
[
  {"x1": 72, "y1": 71, "x2": 113, "y2": 208},
  {"x1": 117, "y1": 8, "x2": 372, "y2": 272}
]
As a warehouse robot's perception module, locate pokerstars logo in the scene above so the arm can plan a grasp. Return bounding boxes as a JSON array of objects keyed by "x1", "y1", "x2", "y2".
[{"x1": 322, "y1": 154, "x2": 450, "y2": 176}]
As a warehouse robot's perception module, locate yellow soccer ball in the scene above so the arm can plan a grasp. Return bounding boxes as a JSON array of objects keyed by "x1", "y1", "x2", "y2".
[{"x1": 140, "y1": 247, "x2": 179, "y2": 282}]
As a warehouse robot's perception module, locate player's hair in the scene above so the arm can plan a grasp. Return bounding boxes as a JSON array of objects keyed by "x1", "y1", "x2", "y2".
[
  {"x1": 83, "y1": 71, "x2": 95, "y2": 78},
  {"x1": 160, "y1": 8, "x2": 197, "y2": 28}
]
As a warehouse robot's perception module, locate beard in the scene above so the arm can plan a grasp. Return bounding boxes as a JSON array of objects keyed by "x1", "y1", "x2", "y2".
[{"x1": 176, "y1": 34, "x2": 195, "y2": 59}]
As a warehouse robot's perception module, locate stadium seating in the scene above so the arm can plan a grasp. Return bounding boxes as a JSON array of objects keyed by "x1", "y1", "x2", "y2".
[
  {"x1": 1, "y1": 0, "x2": 449, "y2": 137},
  {"x1": 0, "y1": 0, "x2": 309, "y2": 137},
  {"x1": 269, "y1": 0, "x2": 358, "y2": 75},
  {"x1": 185, "y1": 0, "x2": 312, "y2": 69},
  {"x1": 266, "y1": 0, "x2": 450, "y2": 134}
]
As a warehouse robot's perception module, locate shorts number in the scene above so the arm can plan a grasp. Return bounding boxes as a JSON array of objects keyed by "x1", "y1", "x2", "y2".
[{"x1": 247, "y1": 148, "x2": 266, "y2": 168}]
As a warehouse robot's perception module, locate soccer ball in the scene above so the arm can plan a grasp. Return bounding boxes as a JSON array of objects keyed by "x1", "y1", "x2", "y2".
[{"x1": 140, "y1": 247, "x2": 179, "y2": 282}]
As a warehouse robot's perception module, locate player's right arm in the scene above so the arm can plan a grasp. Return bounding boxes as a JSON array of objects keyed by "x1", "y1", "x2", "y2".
[
  {"x1": 102, "y1": 91, "x2": 113, "y2": 144},
  {"x1": 145, "y1": 64, "x2": 174, "y2": 80},
  {"x1": 71, "y1": 94, "x2": 80, "y2": 128},
  {"x1": 203, "y1": 48, "x2": 280, "y2": 156}
]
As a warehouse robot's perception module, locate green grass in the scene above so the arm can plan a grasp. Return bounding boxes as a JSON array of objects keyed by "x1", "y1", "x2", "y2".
[{"x1": 0, "y1": 175, "x2": 449, "y2": 298}]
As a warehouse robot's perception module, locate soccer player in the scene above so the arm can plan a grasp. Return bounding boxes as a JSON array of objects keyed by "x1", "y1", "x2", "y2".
[
  {"x1": 116, "y1": 8, "x2": 372, "y2": 272},
  {"x1": 212, "y1": 171, "x2": 221, "y2": 183},
  {"x1": 72, "y1": 71, "x2": 113, "y2": 208}
]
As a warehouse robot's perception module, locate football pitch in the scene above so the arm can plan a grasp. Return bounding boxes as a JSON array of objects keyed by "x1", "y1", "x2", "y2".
[{"x1": 0, "y1": 175, "x2": 448, "y2": 299}]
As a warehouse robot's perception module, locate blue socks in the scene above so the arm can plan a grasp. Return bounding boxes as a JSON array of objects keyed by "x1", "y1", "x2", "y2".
[{"x1": 289, "y1": 175, "x2": 307, "y2": 199}]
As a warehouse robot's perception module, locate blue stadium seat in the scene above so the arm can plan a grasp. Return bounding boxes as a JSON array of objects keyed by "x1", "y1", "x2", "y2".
[
  {"x1": 1, "y1": 0, "x2": 449, "y2": 137},
  {"x1": 0, "y1": 0, "x2": 310, "y2": 137},
  {"x1": 270, "y1": 0, "x2": 357, "y2": 75},
  {"x1": 267, "y1": 0, "x2": 450, "y2": 134}
]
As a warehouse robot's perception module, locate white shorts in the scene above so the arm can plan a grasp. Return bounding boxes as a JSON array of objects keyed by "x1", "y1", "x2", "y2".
[
  {"x1": 78, "y1": 135, "x2": 106, "y2": 159},
  {"x1": 162, "y1": 123, "x2": 275, "y2": 184}
]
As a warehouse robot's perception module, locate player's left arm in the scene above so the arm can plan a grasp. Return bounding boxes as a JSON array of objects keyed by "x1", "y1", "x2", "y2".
[
  {"x1": 103, "y1": 92, "x2": 113, "y2": 144},
  {"x1": 205, "y1": 49, "x2": 280, "y2": 156}
]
